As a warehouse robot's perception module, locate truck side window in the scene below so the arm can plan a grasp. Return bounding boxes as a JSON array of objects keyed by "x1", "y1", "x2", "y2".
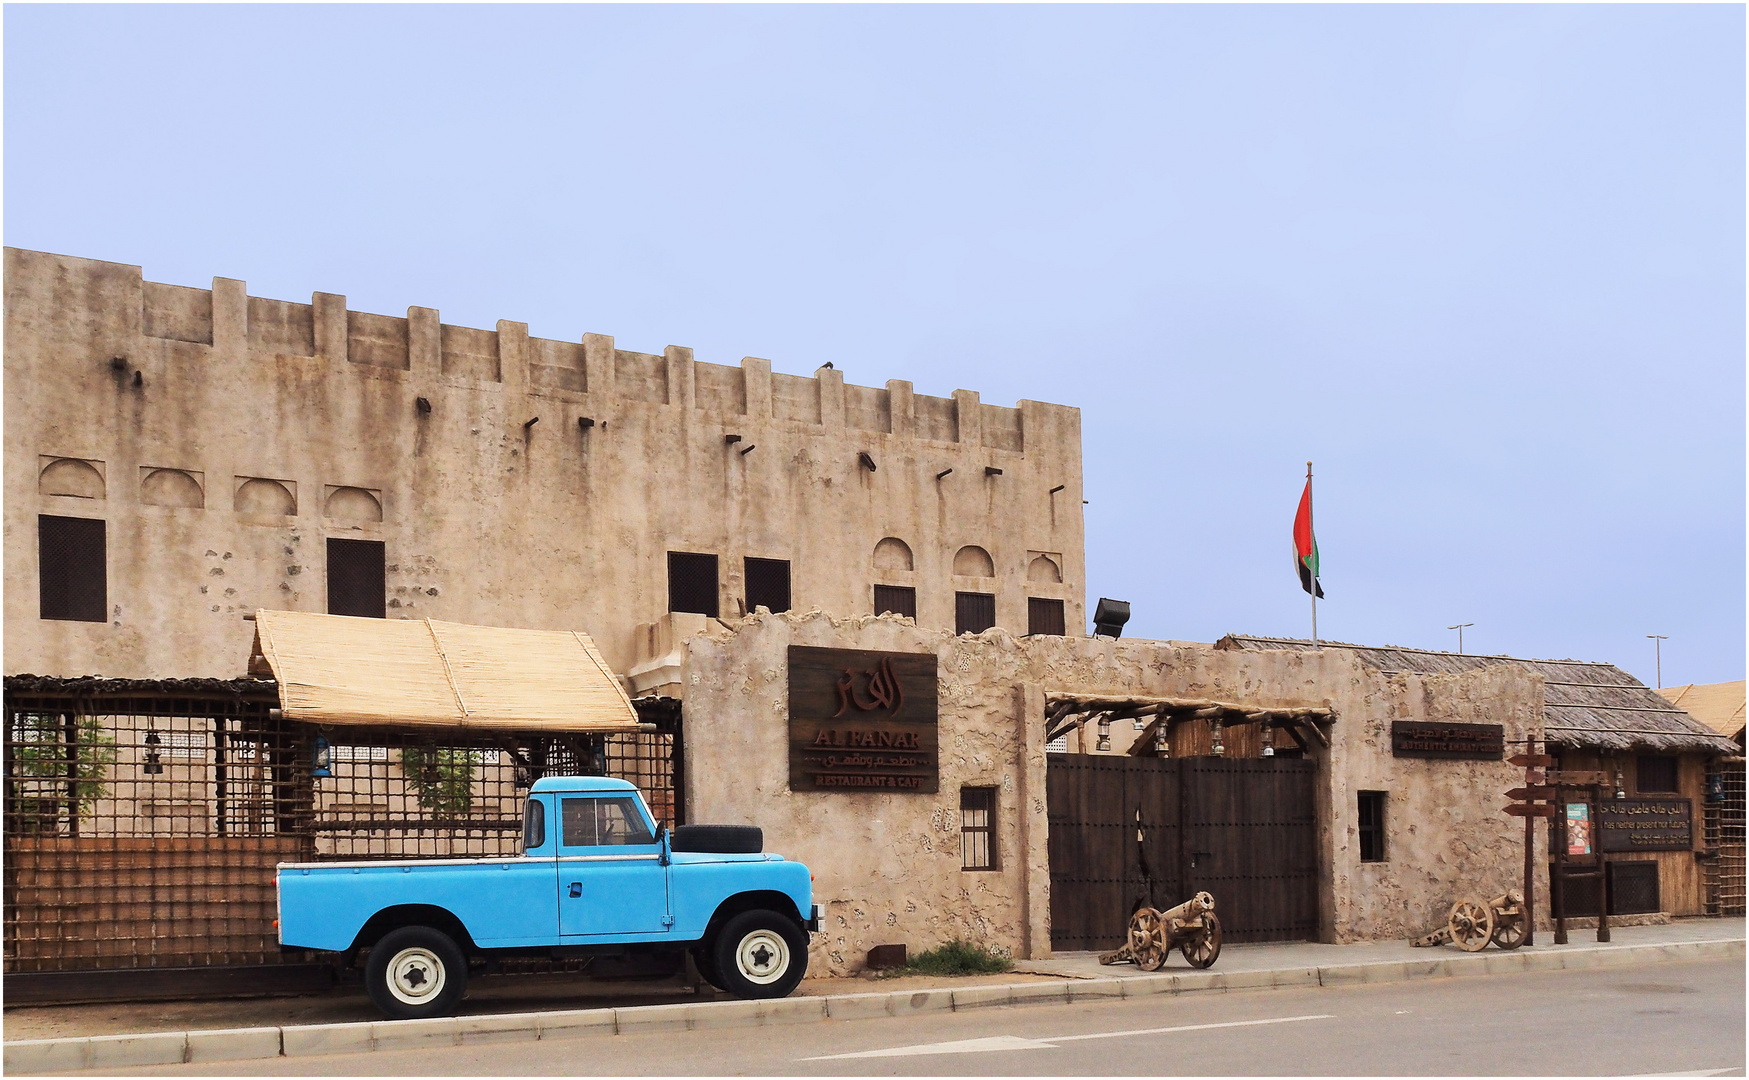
[
  {"x1": 524, "y1": 798, "x2": 546, "y2": 851},
  {"x1": 561, "y1": 796, "x2": 655, "y2": 847}
]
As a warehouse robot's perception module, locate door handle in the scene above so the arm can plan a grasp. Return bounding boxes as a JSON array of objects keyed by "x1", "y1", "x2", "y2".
[{"x1": 568, "y1": 882, "x2": 582, "y2": 898}]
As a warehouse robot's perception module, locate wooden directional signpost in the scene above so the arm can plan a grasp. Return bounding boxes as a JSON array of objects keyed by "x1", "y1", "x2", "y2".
[{"x1": 1504, "y1": 745, "x2": 1555, "y2": 947}]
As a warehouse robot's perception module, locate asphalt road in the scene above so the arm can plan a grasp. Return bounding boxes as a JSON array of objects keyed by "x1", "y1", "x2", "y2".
[{"x1": 65, "y1": 958, "x2": 1746, "y2": 1077}]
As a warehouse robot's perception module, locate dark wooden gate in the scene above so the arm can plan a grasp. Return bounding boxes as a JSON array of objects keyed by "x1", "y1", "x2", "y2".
[{"x1": 1047, "y1": 755, "x2": 1317, "y2": 951}]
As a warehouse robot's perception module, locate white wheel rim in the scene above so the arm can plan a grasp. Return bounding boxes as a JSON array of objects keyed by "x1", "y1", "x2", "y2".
[
  {"x1": 386, "y1": 946, "x2": 447, "y2": 1005},
  {"x1": 734, "y1": 929, "x2": 790, "y2": 985}
]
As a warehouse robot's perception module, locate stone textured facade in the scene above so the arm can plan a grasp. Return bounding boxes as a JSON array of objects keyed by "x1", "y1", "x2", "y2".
[
  {"x1": 679, "y1": 610, "x2": 1549, "y2": 974},
  {"x1": 4, "y1": 247, "x2": 1084, "y2": 679}
]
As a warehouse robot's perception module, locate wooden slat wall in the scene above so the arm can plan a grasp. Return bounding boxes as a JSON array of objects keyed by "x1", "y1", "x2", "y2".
[
  {"x1": 1554, "y1": 751, "x2": 1708, "y2": 917},
  {"x1": 5, "y1": 837, "x2": 306, "y2": 971}
]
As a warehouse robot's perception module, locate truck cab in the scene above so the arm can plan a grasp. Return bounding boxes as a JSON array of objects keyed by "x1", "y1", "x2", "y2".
[{"x1": 277, "y1": 777, "x2": 817, "y2": 1019}]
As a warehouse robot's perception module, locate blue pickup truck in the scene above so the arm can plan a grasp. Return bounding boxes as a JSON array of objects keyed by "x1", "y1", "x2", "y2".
[{"x1": 277, "y1": 776, "x2": 818, "y2": 1019}]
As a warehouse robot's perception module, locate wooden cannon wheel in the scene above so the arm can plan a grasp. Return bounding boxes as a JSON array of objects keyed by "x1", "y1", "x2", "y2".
[
  {"x1": 1448, "y1": 899, "x2": 1495, "y2": 953},
  {"x1": 1128, "y1": 907, "x2": 1166, "y2": 971},
  {"x1": 1491, "y1": 913, "x2": 1526, "y2": 950},
  {"x1": 1180, "y1": 913, "x2": 1221, "y2": 969}
]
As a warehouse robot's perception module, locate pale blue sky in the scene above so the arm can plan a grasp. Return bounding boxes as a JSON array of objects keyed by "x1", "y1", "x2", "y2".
[{"x1": 7, "y1": 5, "x2": 1743, "y2": 683}]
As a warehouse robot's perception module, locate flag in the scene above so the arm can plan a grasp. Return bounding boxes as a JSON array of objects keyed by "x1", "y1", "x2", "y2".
[{"x1": 1293, "y1": 479, "x2": 1324, "y2": 598}]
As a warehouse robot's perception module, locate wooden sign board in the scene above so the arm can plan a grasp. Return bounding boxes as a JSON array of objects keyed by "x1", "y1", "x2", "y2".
[
  {"x1": 1598, "y1": 798, "x2": 1693, "y2": 852},
  {"x1": 1392, "y1": 722, "x2": 1505, "y2": 760},
  {"x1": 1506, "y1": 786, "x2": 1558, "y2": 801},
  {"x1": 1508, "y1": 753, "x2": 1555, "y2": 768},
  {"x1": 1504, "y1": 803, "x2": 1557, "y2": 817},
  {"x1": 788, "y1": 646, "x2": 938, "y2": 794}
]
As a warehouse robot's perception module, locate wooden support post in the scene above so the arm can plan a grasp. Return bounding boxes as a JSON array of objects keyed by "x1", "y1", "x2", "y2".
[{"x1": 1523, "y1": 736, "x2": 1537, "y2": 947}]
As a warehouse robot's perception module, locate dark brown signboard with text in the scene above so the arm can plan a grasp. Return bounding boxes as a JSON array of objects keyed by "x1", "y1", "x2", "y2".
[
  {"x1": 1598, "y1": 798, "x2": 1692, "y2": 852},
  {"x1": 1391, "y1": 721, "x2": 1505, "y2": 760},
  {"x1": 788, "y1": 646, "x2": 939, "y2": 793}
]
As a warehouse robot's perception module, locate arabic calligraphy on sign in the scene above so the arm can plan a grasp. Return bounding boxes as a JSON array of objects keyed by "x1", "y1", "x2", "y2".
[{"x1": 834, "y1": 658, "x2": 904, "y2": 716}]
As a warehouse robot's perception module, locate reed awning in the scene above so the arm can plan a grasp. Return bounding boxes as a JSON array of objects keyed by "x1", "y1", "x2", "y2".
[{"x1": 248, "y1": 610, "x2": 640, "y2": 732}]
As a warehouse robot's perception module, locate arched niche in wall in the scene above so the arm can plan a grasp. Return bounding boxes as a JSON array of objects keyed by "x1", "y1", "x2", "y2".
[
  {"x1": 234, "y1": 477, "x2": 297, "y2": 516},
  {"x1": 39, "y1": 458, "x2": 105, "y2": 499},
  {"x1": 324, "y1": 486, "x2": 383, "y2": 523},
  {"x1": 1027, "y1": 553, "x2": 1063, "y2": 584},
  {"x1": 953, "y1": 545, "x2": 995, "y2": 578},
  {"x1": 141, "y1": 468, "x2": 205, "y2": 508},
  {"x1": 873, "y1": 537, "x2": 914, "y2": 572}
]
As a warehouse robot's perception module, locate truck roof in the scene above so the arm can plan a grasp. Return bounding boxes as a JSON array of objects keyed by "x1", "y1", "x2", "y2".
[{"x1": 528, "y1": 775, "x2": 640, "y2": 794}]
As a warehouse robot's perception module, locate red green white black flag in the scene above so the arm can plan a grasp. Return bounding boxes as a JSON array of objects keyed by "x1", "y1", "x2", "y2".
[{"x1": 1293, "y1": 473, "x2": 1324, "y2": 599}]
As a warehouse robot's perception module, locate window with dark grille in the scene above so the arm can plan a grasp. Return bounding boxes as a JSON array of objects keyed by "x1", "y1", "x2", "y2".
[
  {"x1": 327, "y1": 538, "x2": 385, "y2": 618},
  {"x1": 955, "y1": 591, "x2": 995, "y2": 635},
  {"x1": 961, "y1": 786, "x2": 997, "y2": 870},
  {"x1": 874, "y1": 584, "x2": 917, "y2": 620},
  {"x1": 38, "y1": 515, "x2": 106, "y2": 622},
  {"x1": 1027, "y1": 597, "x2": 1066, "y2": 636},
  {"x1": 1636, "y1": 755, "x2": 1679, "y2": 794},
  {"x1": 744, "y1": 557, "x2": 791, "y2": 614},
  {"x1": 668, "y1": 552, "x2": 719, "y2": 617},
  {"x1": 1358, "y1": 791, "x2": 1386, "y2": 862}
]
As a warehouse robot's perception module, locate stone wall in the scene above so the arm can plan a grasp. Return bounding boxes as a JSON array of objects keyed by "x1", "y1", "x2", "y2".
[
  {"x1": 4, "y1": 248, "x2": 1085, "y2": 679},
  {"x1": 680, "y1": 612, "x2": 1550, "y2": 974}
]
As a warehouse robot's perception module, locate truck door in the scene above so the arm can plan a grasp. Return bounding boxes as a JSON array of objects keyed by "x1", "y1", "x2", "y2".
[{"x1": 556, "y1": 794, "x2": 670, "y2": 939}]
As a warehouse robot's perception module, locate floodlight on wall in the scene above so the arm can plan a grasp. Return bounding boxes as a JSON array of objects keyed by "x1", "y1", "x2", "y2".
[
  {"x1": 133, "y1": 371, "x2": 144, "y2": 388},
  {"x1": 724, "y1": 434, "x2": 742, "y2": 445},
  {"x1": 1049, "y1": 484, "x2": 1066, "y2": 495},
  {"x1": 985, "y1": 466, "x2": 1003, "y2": 477},
  {"x1": 578, "y1": 417, "x2": 595, "y2": 431},
  {"x1": 109, "y1": 356, "x2": 129, "y2": 372},
  {"x1": 416, "y1": 397, "x2": 432, "y2": 414},
  {"x1": 739, "y1": 444, "x2": 756, "y2": 456},
  {"x1": 859, "y1": 452, "x2": 877, "y2": 472},
  {"x1": 1092, "y1": 597, "x2": 1130, "y2": 639},
  {"x1": 936, "y1": 468, "x2": 953, "y2": 481},
  {"x1": 523, "y1": 416, "x2": 540, "y2": 430}
]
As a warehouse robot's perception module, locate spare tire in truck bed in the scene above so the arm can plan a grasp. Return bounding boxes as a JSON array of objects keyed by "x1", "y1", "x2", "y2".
[{"x1": 671, "y1": 825, "x2": 763, "y2": 853}]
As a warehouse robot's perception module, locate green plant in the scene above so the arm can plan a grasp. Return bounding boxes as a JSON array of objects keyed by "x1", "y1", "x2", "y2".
[
  {"x1": 9, "y1": 713, "x2": 117, "y2": 831},
  {"x1": 877, "y1": 939, "x2": 1013, "y2": 978},
  {"x1": 398, "y1": 746, "x2": 479, "y2": 818}
]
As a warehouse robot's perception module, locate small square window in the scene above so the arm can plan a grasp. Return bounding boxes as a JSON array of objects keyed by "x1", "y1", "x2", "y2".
[
  {"x1": 961, "y1": 786, "x2": 998, "y2": 870},
  {"x1": 745, "y1": 557, "x2": 791, "y2": 614},
  {"x1": 668, "y1": 552, "x2": 719, "y2": 617},
  {"x1": 39, "y1": 515, "x2": 106, "y2": 623},
  {"x1": 1027, "y1": 597, "x2": 1065, "y2": 636},
  {"x1": 955, "y1": 592, "x2": 995, "y2": 635},
  {"x1": 327, "y1": 538, "x2": 386, "y2": 618},
  {"x1": 1636, "y1": 755, "x2": 1679, "y2": 794},
  {"x1": 874, "y1": 584, "x2": 917, "y2": 620},
  {"x1": 1358, "y1": 791, "x2": 1386, "y2": 862}
]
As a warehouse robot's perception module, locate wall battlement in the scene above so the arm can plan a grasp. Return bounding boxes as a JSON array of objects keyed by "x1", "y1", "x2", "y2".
[{"x1": 134, "y1": 267, "x2": 1032, "y2": 451}]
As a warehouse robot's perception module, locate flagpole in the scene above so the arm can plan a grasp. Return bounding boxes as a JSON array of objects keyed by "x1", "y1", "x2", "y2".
[{"x1": 1308, "y1": 461, "x2": 1317, "y2": 648}]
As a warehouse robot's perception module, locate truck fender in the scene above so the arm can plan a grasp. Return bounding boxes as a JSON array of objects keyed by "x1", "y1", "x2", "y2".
[
  {"x1": 699, "y1": 891, "x2": 806, "y2": 949},
  {"x1": 349, "y1": 904, "x2": 478, "y2": 959}
]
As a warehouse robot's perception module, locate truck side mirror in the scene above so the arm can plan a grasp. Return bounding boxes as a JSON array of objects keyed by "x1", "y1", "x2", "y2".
[{"x1": 657, "y1": 824, "x2": 670, "y2": 866}]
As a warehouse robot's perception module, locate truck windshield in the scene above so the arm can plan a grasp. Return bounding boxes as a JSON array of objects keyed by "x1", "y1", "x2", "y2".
[{"x1": 523, "y1": 798, "x2": 545, "y2": 851}]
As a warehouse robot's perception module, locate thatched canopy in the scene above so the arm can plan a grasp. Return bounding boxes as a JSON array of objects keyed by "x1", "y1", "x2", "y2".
[
  {"x1": 1658, "y1": 681, "x2": 1746, "y2": 746},
  {"x1": 1217, "y1": 634, "x2": 1738, "y2": 755},
  {"x1": 249, "y1": 610, "x2": 640, "y2": 733}
]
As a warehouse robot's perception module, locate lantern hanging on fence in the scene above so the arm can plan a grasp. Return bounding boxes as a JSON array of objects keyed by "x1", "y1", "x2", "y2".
[
  {"x1": 311, "y1": 735, "x2": 332, "y2": 779},
  {"x1": 142, "y1": 727, "x2": 164, "y2": 775}
]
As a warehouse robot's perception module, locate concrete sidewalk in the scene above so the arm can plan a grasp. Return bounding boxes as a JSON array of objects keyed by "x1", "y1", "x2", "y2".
[{"x1": 6, "y1": 918, "x2": 1742, "y2": 1075}]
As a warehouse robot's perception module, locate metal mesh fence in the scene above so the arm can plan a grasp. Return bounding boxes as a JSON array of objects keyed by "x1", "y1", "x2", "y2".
[
  {"x1": 1707, "y1": 758, "x2": 1745, "y2": 916},
  {"x1": 3, "y1": 682, "x2": 681, "y2": 975}
]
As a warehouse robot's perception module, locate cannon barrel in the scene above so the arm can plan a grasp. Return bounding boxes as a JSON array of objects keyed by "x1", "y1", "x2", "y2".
[{"x1": 1157, "y1": 891, "x2": 1215, "y2": 924}]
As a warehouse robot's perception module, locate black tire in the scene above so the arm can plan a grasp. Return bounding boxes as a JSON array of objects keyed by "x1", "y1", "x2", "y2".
[
  {"x1": 366, "y1": 926, "x2": 469, "y2": 1020},
  {"x1": 709, "y1": 909, "x2": 808, "y2": 999},
  {"x1": 671, "y1": 825, "x2": 763, "y2": 854},
  {"x1": 693, "y1": 946, "x2": 726, "y2": 991}
]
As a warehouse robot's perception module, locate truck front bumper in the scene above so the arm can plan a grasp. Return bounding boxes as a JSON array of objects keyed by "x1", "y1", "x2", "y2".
[{"x1": 806, "y1": 904, "x2": 822, "y2": 932}]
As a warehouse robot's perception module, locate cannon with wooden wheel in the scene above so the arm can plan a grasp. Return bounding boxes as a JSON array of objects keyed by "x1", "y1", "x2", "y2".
[
  {"x1": 1410, "y1": 891, "x2": 1526, "y2": 952},
  {"x1": 1098, "y1": 891, "x2": 1221, "y2": 971}
]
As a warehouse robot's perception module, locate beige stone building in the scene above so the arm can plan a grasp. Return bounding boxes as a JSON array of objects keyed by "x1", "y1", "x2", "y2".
[{"x1": 4, "y1": 247, "x2": 1085, "y2": 683}]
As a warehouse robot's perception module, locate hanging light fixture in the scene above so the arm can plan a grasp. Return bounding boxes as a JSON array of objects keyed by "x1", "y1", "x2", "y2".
[
  {"x1": 1613, "y1": 765, "x2": 1626, "y2": 800},
  {"x1": 1261, "y1": 722, "x2": 1275, "y2": 758},
  {"x1": 1154, "y1": 720, "x2": 1170, "y2": 757},
  {"x1": 1210, "y1": 716, "x2": 1225, "y2": 758},
  {"x1": 1096, "y1": 716, "x2": 1112, "y2": 753},
  {"x1": 142, "y1": 725, "x2": 164, "y2": 775},
  {"x1": 311, "y1": 735, "x2": 332, "y2": 779}
]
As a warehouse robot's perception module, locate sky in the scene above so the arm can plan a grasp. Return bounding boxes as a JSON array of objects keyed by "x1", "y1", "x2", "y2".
[{"x1": 6, "y1": 4, "x2": 1743, "y2": 685}]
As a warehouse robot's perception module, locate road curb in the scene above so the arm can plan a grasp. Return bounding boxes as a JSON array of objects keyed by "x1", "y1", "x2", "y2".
[{"x1": 6, "y1": 937, "x2": 1742, "y2": 1073}]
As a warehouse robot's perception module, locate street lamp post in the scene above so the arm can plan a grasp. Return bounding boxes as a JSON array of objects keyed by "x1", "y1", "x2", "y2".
[
  {"x1": 1448, "y1": 622, "x2": 1474, "y2": 655},
  {"x1": 1647, "y1": 634, "x2": 1668, "y2": 688}
]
